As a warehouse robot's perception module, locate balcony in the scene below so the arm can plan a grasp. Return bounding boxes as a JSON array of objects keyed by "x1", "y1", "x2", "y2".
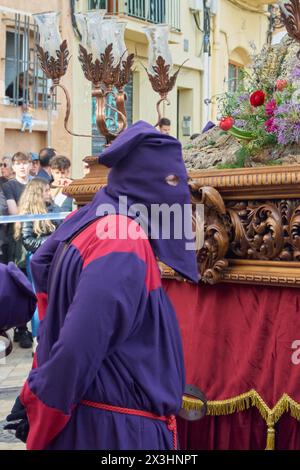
[
  {"x1": 242, "y1": 0, "x2": 274, "y2": 5},
  {"x1": 87, "y1": 0, "x2": 181, "y2": 31}
]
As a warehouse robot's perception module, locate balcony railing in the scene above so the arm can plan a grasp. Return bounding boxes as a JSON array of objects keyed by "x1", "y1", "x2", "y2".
[{"x1": 87, "y1": 0, "x2": 181, "y2": 31}]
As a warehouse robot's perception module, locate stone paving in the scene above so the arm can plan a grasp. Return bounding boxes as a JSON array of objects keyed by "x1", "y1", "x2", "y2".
[{"x1": 0, "y1": 330, "x2": 32, "y2": 450}]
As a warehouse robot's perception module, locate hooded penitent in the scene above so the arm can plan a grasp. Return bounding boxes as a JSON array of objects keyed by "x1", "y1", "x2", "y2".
[
  {"x1": 0, "y1": 262, "x2": 36, "y2": 330},
  {"x1": 53, "y1": 121, "x2": 199, "y2": 283},
  {"x1": 17, "y1": 121, "x2": 198, "y2": 451}
]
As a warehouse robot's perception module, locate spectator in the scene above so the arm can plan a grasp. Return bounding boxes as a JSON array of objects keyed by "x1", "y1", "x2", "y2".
[
  {"x1": 37, "y1": 147, "x2": 56, "y2": 183},
  {"x1": 0, "y1": 156, "x2": 14, "y2": 189},
  {"x1": 15, "y1": 178, "x2": 60, "y2": 352},
  {"x1": 15, "y1": 178, "x2": 60, "y2": 254},
  {"x1": 0, "y1": 156, "x2": 12, "y2": 263},
  {"x1": 5, "y1": 72, "x2": 33, "y2": 106},
  {"x1": 50, "y1": 155, "x2": 74, "y2": 212},
  {"x1": 0, "y1": 189, "x2": 8, "y2": 263},
  {"x1": 2, "y1": 152, "x2": 31, "y2": 349},
  {"x1": 2, "y1": 153, "x2": 30, "y2": 216},
  {"x1": 28, "y1": 153, "x2": 40, "y2": 178},
  {"x1": 158, "y1": 117, "x2": 171, "y2": 135}
]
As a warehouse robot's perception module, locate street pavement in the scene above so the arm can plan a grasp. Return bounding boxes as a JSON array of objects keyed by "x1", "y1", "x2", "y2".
[{"x1": 0, "y1": 330, "x2": 32, "y2": 450}]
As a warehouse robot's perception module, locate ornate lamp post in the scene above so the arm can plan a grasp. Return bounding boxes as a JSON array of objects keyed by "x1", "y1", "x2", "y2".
[
  {"x1": 33, "y1": 11, "x2": 185, "y2": 204},
  {"x1": 33, "y1": 10, "x2": 134, "y2": 144},
  {"x1": 144, "y1": 24, "x2": 187, "y2": 124}
]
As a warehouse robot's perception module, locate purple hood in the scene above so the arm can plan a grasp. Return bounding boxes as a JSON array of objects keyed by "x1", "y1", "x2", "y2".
[{"x1": 53, "y1": 121, "x2": 198, "y2": 282}]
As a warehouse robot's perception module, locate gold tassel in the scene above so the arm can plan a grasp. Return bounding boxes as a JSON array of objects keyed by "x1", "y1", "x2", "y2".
[{"x1": 265, "y1": 418, "x2": 275, "y2": 451}]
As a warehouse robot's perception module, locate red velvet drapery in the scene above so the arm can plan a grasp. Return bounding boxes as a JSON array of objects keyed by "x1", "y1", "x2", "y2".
[{"x1": 163, "y1": 280, "x2": 300, "y2": 450}]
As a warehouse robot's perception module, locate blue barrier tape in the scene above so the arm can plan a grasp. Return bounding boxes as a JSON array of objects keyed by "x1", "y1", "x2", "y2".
[{"x1": 0, "y1": 212, "x2": 71, "y2": 224}]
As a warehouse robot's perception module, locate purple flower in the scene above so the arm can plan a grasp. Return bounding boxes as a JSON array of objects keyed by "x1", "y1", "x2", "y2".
[
  {"x1": 235, "y1": 119, "x2": 247, "y2": 128},
  {"x1": 231, "y1": 109, "x2": 240, "y2": 118},
  {"x1": 237, "y1": 93, "x2": 250, "y2": 104},
  {"x1": 270, "y1": 102, "x2": 300, "y2": 145},
  {"x1": 291, "y1": 65, "x2": 300, "y2": 80}
]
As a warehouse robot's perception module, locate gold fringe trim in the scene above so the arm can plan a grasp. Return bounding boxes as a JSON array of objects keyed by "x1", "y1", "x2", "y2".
[
  {"x1": 182, "y1": 395, "x2": 205, "y2": 411},
  {"x1": 181, "y1": 389, "x2": 300, "y2": 451}
]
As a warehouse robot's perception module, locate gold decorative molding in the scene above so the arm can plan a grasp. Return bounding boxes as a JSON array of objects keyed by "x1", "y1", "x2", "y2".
[
  {"x1": 189, "y1": 165, "x2": 300, "y2": 200},
  {"x1": 222, "y1": 260, "x2": 300, "y2": 287}
]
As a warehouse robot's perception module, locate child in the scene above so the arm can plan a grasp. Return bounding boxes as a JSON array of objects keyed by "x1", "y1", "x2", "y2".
[{"x1": 21, "y1": 104, "x2": 34, "y2": 133}]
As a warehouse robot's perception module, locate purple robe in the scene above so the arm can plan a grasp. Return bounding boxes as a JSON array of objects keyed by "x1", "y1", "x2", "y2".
[
  {"x1": 0, "y1": 262, "x2": 36, "y2": 330},
  {"x1": 20, "y1": 121, "x2": 198, "y2": 450}
]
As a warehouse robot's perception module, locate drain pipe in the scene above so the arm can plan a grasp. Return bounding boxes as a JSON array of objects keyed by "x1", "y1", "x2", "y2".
[
  {"x1": 203, "y1": 0, "x2": 211, "y2": 126},
  {"x1": 211, "y1": 0, "x2": 220, "y2": 121}
]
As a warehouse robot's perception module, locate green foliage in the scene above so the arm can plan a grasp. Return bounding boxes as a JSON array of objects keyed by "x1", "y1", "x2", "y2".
[
  {"x1": 216, "y1": 147, "x2": 250, "y2": 169},
  {"x1": 265, "y1": 159, "x2": 283, "y2": 166}
]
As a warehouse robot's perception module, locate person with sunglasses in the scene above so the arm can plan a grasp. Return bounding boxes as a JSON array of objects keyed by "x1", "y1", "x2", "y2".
[{"x1": 0, "y1": 156, "x2": 13, "y2": 189}]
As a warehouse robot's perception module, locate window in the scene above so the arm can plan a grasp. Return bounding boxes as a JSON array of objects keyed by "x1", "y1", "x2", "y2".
[
  {"x1": 127, "y1": 0, "x2": 166, "y2": 23},
  {"x1": 228, "y1": 62, "x2": 244, "y2": 93},
  {"x1": 4, "y1": 15, "x2": 55, "y2": 109},
  {"x1": 88, "y1": 0, "x2": 107, "y2": 10}
]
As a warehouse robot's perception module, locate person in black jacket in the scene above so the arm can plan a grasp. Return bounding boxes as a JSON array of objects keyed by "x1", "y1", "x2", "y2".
[
  {"x1": 14, "y1": 178, "x2": 60, "y2": 349},
  {"x1": 15, "y1": 178, "x2": 60, "y2": 254},
  {"x1": 5, "y1": 72, "x2": 33, "y2": 106},
  {"x1": 0, "y1": 189, "x2": 8, "y2": 263}
]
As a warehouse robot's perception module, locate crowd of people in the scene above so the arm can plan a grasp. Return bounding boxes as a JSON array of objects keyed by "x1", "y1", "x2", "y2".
[{"x1": 0, "y1": 148, "x2": 76, "y2": 349}]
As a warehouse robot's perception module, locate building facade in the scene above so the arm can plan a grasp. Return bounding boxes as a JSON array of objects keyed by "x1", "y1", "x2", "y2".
[{"x1": 0, "y1": 0, "x2": 274, "y2": 177}]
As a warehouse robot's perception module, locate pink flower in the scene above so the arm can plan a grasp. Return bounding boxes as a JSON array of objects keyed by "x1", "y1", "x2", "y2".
[
  {"x1": 265, "y1": 117, "x2": 277, "y2": 133},
  {"x1": 265, "y1": 99, "x2": 277, "y2": 117},
  {"x1": 276, "y1": 79, "x2": 287, "y2": 91}
]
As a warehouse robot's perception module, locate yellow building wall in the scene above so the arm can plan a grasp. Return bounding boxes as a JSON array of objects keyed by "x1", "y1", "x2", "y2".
[
  {"x1": 0, "y1": 0, "x2": 271, "y2": 174},
  {"x1": 211, "y1": 0, "x2": 269, "y2": 120}
]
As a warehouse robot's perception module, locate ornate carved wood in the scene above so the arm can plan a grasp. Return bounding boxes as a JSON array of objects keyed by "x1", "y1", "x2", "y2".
[
  {"x1": 65, "y1": 164, "x2": 300, "y2": 287},
  {"x1": 281, "y1": 0, "x2": 300, "y2": 52}
]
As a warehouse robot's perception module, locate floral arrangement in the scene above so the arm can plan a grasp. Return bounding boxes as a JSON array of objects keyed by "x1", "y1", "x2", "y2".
[{"x1": 217, "y1": 39, "x2": 300, "y2": 159}]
